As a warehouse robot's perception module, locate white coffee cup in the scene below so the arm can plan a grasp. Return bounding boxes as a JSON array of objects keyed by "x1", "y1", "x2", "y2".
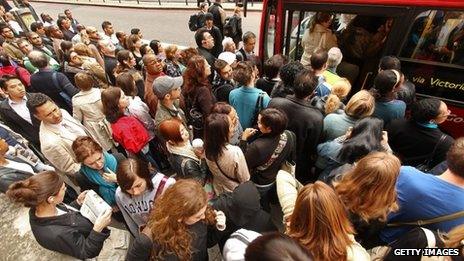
[{"x1": 192, "y1": 138, "x2": 204, "y2": 150}]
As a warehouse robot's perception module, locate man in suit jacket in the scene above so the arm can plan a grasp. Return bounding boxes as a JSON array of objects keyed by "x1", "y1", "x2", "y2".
[
  {"x1": 0, "y1": 76, "x2": 41, "y2": 149},
  {"x1": 26, "y1": 93, "x2": 89, "y2": 176}
]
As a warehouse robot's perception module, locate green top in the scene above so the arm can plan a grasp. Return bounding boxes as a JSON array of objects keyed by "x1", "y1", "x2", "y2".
[{"x1": 23, "y1": 55, "x2": 60, "y2": 74}]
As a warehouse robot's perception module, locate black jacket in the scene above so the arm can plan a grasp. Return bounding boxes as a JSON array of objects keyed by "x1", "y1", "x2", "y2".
[
  {"x1": 0, "y1": 94, "x2": 41, "y2": 148},
  {"x1": 240, "y1": 130, "x2": 296, "y2": 185},
  {"x1": 269, "y1": 96, "x2": 324, "y2": 183},
  {"x1": 205, "y1": 25, "x2": 223, "y2": 58},
  {"x1": 208, "y1": 3, "x2": 224, "y2": 33},
  {"x1": 29, "y1": 203, "x2": 110, "y2": 259},
  {"x1": 212, "y1": 181, "x2": 276, "y2": 233},
  {"x1": 386, "y1": 119, "x2": 454, "y2": 168},
  {"x1": 168, "y1": 153, "x2": 208, "y2": 185},
  {"x1": 30, "y1": 69, "x2": 79, "y2": 113},
  {"x1": 256, "y1": 77, "x2": 279, "y2": 96},
  {"x1": 197, "y1": 47, "x2": 216, "y2": 69},
  {"x1": 103, "y1": 55, "x2": 117, "y2": 85}
]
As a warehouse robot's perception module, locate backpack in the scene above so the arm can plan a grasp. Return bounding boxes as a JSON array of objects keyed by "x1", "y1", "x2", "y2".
[
  {"x1": 188, "y1": 13, "x2": 201, "y2": 31},
  {"x1": 223, "y1": 16, "x2": 239, "y2": 38}
]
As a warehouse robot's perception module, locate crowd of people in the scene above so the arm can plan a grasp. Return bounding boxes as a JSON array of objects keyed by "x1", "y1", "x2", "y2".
[{"x1": 0, "y1": 1, "x2": 463, "y2": 260}]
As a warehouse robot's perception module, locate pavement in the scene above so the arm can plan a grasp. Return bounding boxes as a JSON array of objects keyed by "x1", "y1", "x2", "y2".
[{"x1": 29, "y1": 0, "x2": 263, "y2": 12}]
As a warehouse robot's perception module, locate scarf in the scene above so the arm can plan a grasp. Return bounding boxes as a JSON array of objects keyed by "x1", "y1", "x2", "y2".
[
  {"x1": 81, "y1": 152, "x2": 118, "y2": 206},
  {"x1": 166, "y1": 142, "x2": 199, "y2": 162}
]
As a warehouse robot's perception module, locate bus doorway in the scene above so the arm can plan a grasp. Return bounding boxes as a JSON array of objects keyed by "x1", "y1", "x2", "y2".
[{"x1": 279, "y1": 6, "x2": 407, "y2": 92}]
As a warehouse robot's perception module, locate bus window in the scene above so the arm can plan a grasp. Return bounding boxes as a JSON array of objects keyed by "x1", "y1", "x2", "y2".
[
  {"x1": 263, "y1": 4, "x2": 277, "y2": 59},
  {"x1": 401, "y1": 11, "x2": 464, "y2": 66},
  {"x1": 282, "y1": 10, "x2": 313, "y2": 60}
]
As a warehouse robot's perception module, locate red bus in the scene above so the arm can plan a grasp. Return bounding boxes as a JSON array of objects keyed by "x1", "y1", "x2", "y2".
[{"x1": 258, "y1": 0, "x2": 464, "y2": 137}]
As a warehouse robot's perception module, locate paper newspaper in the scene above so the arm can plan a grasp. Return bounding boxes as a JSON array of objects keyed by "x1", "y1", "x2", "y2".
[{"x1": 80, "y1": 190, "x2": 112, "y2": 224}]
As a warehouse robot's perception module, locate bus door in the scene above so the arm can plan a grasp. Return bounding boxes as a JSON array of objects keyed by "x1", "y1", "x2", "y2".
[
  {"x1": 397, "y1": 9, "x2": 464, "y2": 137},
  {"x1": 277, "y1": 2, "x2": 410, "y2": 90}
]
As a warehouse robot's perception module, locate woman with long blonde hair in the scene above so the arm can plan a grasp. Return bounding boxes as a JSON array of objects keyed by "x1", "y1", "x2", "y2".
[
  {"x1": 287, "y1": 181, "x2": 369, "y2": 261},
  {"x1": 334, "y1": 152, "x2": 401, "y2": 248},
  {"x1": 126, "y1": 179, "x2": 225, "y2": 260}
]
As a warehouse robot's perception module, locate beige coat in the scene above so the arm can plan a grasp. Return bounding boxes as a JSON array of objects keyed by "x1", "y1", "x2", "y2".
[
  {"x1": 206, "y1": 144, "x2": 250, "y2": 195},
  {"x1": 72, "y1": 88, "x2": 115, "y2": 151},
  {"x1": 300, "y1": 23, "x2": 338, "y2": 66},
  {"x1": 40, "y1": 109, "x2": 89, "y2": 175}
]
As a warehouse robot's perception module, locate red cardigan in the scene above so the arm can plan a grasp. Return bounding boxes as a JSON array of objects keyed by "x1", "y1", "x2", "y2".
[{"x1": 111, "y1": 116, "x2": 149, "y2": 154}]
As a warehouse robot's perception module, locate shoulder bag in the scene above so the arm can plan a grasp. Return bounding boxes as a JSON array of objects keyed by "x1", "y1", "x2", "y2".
[
  {"x1": 416, "y1": 134, "x2": 447, "y2": 172},
  {"x1": 250, "y1": 92, "x2": 265, "y2": 128}
]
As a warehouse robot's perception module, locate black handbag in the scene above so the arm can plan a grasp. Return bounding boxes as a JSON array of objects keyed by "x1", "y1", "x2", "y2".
[
  {"x1": 186, "y1": 93, "x2": 204, "y2": 138},
  {"x1": 250, "y1": 92, "x2": 265, "y2": 127},
  {"x1": 416, "y1": 134, "x2": 446, "y2": 172}
]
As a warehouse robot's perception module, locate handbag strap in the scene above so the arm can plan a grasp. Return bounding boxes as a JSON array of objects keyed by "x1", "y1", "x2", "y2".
[
  {"x1": 256, "y1": 131, "x2": 288, "y2": 172},
  {"x1": 154, "y1": 175, "x2": 169, "y2": 200},
  {"x1": 387, "y1": 210, "x2": 464, "y2": 227},
  {"x1": 215, "y1": 158, "x2": 240, "y2": 183},
  {"x1": 422, "y1": 134, "x2": 447, "y2": 167}
]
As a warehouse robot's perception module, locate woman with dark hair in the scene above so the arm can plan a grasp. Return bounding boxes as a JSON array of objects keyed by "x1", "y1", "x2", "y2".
[
  {"x1": 229, "y1": 61, "x2": 270, "y2": 129},
  {"x1": 371, "y1": 69, "x2": 406, "y2": 126},
  {"x1": 158, "y1": 118, "x2": 208, "y2": 183},
  {"x1": 244, "y1": 232, "x2": 313, "y2": 261},
  {"x1": 125, "y1": 34, "x2": 143, "y2": 71},
  {"x1": 72, "y1": 136, "x2": 118, "y2": 206},
  {"x1": 101, "y1": 87, "x2": 153, "y2": 164},
  {"x1": 6, "y1": 171, "x2": 112, "y2": 259},
  {"x1": 126, "y1": 179, "x2": 225, "y2": 260},
  {"x1": 115, "y1": 72, "x2": 155, "y2": 141},
  {"x1": 140, "y1": 44, "x2": 154, "y2": 57},
  {"x1": 286, "y1": 182, "x2": 370, "y2": 261},
  {"x1": 204, "y1": 113, "x2": 250, "y2": 195},
  {"x1": 182, "y1": 55, "x2": 216, "y2": 138},
  {"x1": 149, "y1": 39, "x2": 165, "y2": 60},
  {"x1": 115, "y1": 158, "x2": 175, "y2": 236},
  {"x1": 211, "y1": 102, "x2": 243, "y2": 145},
  {"x1": 300, "y1": 12, "x2": 338, "y2": 66},
  {"x1": 240, "y1": 108, "x2": 296, "y2": 210},
  {"x1": 334, "y1": 152, "x2": 401, "y2": 249},
  {"x1": 386, "y1": 98, "x2": 455, "y2": 169},
  {"x1": 163, "y1": 45, "x2": 183, "y2": 77},
  {"x1": 317, "y1": 117, "x2": 392, "y2": 182},
  {"x1": 113, "y1": 50, "x2": 145, "y2": 99}
]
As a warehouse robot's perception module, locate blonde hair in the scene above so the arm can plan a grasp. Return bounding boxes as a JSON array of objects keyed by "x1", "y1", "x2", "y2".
[
  {"x1": 442, "y1": 224, "x2": 464, "y2": 252},
  {"x1": 74, "y1": 43, "x2": 93, "y2": 57},
  {"x1": 287, "y1": 181, "x2": 355, "y2": 261},
  {"x1": 325, "y1": 78, "x2": 351, "y2": 114},
  {"x1": 334, "y1": 152, "x2": 401, "y2": 222},
  {"x1": 345, "y1": 90, "x2": 375, "y2": 119}
]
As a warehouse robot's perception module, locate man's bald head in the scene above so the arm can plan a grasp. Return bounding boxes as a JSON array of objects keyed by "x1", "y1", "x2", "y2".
[{"x1": 29, "y1": 51, "x2": 48, "y2": 69}]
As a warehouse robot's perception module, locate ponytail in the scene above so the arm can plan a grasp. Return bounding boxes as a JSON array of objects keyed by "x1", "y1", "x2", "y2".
[
  {"x1": 6, "y1": 171, "x2": 63, "y2": 208},
  {"x1": 325, "y1": 94, "x2": 341, "y2": 115}
]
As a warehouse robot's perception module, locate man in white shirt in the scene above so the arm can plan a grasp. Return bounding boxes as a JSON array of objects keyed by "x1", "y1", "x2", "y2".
[
  {"x1": 0, "y1": 76, "x2": 41, "y2": 149},
  {"x1": 101, "y1": 21, "x2": 119, "y2": 46},
  {"x1": 26, "y1": 93, "x2": 89, "y2": 176}
]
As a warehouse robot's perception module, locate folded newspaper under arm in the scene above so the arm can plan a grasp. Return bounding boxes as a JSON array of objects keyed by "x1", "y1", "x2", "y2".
[{"x1": 80, "y1": 190, "x2": 112, "y2": 224}]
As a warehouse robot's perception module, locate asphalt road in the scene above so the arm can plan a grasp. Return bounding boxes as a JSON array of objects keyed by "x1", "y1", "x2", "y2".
[{"x1": 31, "y1": 2, "x2": 262, "y2": 47}]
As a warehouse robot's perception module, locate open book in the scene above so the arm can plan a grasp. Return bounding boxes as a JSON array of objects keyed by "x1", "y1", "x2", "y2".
[{"x1": 80, "y1": 190, "x2": 112, "y2": 224}]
